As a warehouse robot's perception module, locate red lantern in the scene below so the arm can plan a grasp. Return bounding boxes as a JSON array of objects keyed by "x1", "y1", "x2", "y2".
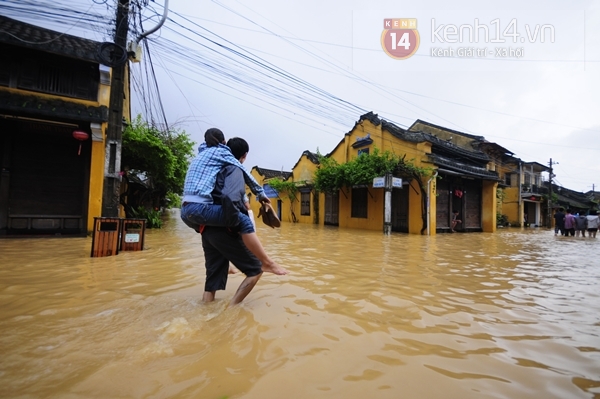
[
  {"x1": 72, "y1": 130, "x2": 89, "y2": 155},
  {"x1": 530, "y1": 196, "x2": 536, "y2": 201}
]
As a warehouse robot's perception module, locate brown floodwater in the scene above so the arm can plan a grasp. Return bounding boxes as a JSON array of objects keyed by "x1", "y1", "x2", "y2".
[{"x1": 1, "y1": 210, "x2": 599, "y2": 399}]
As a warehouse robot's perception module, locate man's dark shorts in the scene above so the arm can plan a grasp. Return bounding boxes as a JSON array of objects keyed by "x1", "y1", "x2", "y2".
[{"x1": 201, "y1": 226, "x2": 262, "y2": 292}]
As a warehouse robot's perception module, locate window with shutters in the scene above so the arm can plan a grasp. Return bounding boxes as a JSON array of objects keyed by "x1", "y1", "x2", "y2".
[
  {"x1": 0, "y1": 44, "x2": 99, "y2": 100},
  {"x1": 301, "y1": 192, "x2": 310, "y2": 216},
  {"x1": 351, "y1": 187, "x2": 368, "y2": 218}
]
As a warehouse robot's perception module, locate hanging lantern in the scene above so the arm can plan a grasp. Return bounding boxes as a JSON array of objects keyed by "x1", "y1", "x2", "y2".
[{"x1": 72, "y1": 130, "x2": 89, "y2": 155}]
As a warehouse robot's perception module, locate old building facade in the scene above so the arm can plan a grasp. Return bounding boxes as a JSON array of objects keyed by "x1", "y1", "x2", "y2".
[
  {"x1": 258, "y1": 113, "x2": 503, "y2": 235},
  {"x1": 0, "y1": 16, "x2": 129, "y2": 236}
]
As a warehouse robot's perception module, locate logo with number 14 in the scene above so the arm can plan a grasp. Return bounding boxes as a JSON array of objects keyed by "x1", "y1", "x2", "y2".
[{"x1": 381, "y1": 18, "x2": 420, "y2": 60}]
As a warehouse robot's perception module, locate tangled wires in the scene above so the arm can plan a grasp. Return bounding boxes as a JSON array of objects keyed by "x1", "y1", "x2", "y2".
[{"x1": 97, "y1": 42, "x2": 128, "y2": 67}]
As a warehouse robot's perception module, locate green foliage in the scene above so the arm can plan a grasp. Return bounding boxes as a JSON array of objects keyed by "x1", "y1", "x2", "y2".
[
  {"x1": 497, "y1": 213, "x2": 509, "y2": 226},
  {"x1": 268, "y1": 178, "x2": 299, "y2": 201},
  {"x1": 165, "y1": 192, "x2": 182, "y2": 208},
  {"x1": 121, "y1": 115, "x2": 195, "y2": 217},
  {"x1": 130, "y1": 206, "x2": 163, "y2": 228},
  {"x1": 313, "y1": 155, "x2": 343, "y2": 193},
  {"x1": 313, "y1": 148, "x2": 433, "y2": 193},
  {"x1": 496, "y1": 188, "x2": 506, "y2": 201},
  {"x1": 541, "y1": 193, "x2": 559, "y2": 204}
]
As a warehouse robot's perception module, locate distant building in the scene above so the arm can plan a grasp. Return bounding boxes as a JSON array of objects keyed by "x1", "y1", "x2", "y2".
[
  {"x1": 407, "y1": 119, "x2": 502, "y2": 233},
  {"x1": 545, "y1": 183, "x2": 596, "y2": 215},
  {"x1": 499, "y1": 159, "x2": 550, "y2": 227},
  {"x1": 0, "y1": 16, "x2": 130, "y2": 236},
  {"x1": 249, "y1": 166, "x2": 292, "y2": 223}
]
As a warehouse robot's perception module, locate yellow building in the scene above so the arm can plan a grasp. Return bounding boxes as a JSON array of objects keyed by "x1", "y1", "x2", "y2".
[
  {"x1": 499, "y1": 160, "x2": 550, "y2": 227},
  {"x1": 407, "y1": 119, "x2": 503, "y2": 233},
  {"x1": 315, "y1": 113, "x2": 432, "y2": 234},
  {"x1": 260, "y1": 113, "x2": 503, "y2": 234},
  {"x1": 0, "y1": 16, "x2": 129, "y2": 236},
  {"x1": 290, "y1": 150, "x2": 320, "y2": 225}
]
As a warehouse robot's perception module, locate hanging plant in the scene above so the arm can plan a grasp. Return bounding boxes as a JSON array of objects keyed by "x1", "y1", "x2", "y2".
[
  {"x1": 314, "y1": 148, "x2": 432, "y2": 192},
  {"x1": 268, "y1": 178, "x2": 299, "y2": 202}
]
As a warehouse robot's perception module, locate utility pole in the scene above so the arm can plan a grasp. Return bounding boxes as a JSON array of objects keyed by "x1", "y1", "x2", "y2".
[
  {"x1": 547, "y1": 158, "x2": 556, "y2": 228},
  {"x1": 102, "y1": 0, "x2": 130, "y2": 217}
]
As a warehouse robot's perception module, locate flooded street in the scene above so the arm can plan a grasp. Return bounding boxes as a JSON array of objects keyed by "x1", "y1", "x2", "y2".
[{"x1": 1, "y1": 210, "x2": 599, "y2": 399}]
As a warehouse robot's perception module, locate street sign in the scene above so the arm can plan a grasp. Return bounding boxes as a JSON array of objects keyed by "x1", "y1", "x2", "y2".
[
  {"x1": 392, "y1": 177, "x2": 403, "y2": 188},
  {"x1": 373, "y1": 177, "x2": 385, "y2": 188}
]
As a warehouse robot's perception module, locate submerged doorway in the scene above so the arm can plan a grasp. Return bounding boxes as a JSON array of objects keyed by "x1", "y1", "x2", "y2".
[
  {"x1": 324, "y1": 191, "x2": 339, "y2": 226},
  {"x1": 391, "y1": 186, "x2": 408, "y2": 233},
  {"x1": 0, "y1": 118, "x2": 90, "y2": 236}
]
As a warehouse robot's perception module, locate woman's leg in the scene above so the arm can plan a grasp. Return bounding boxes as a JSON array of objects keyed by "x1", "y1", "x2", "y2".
[{"x1": 241, "y1": 233, "x2": 288, "y2": 275}]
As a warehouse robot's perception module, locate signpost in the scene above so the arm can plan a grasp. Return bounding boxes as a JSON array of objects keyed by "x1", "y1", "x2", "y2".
[
  {"x1": 373, "y1": 175, "x2": 403, "y2": 235},
  {"x1": 373, "y1": 177, "x2": 385, "y2": 188}
]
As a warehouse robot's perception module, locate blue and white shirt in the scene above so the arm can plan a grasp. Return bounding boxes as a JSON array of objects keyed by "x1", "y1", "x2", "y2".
[{"x1": 182, "y1": 143, "x2": 266, "y2": 204}]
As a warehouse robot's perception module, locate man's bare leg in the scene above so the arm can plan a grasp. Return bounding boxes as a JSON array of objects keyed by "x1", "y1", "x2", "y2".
[
  {"x1": 229, "y1": 273, "x2": 262, "y2": 306},
  {"x1": 203, "y1": 291, "x2": 216, "y2": 302},
  {"x1": 241, "y1": 233, "x2": 288, "y2": 275}
]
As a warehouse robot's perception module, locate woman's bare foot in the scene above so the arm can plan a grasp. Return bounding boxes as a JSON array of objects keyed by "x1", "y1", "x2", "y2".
[
  {"x1": 228, "y1": 265, "x2": 238, "y2": 274},
  {"x1": 261, "y1": 260, "x2": 289, "y2": 275}
]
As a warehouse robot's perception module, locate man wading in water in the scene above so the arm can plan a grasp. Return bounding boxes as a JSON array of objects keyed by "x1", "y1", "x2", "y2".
[{"x1": 188, "y1": 137, "x2": 288, "y2": 305}]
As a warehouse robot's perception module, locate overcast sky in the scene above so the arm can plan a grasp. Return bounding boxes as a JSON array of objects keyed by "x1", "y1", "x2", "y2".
[{"x1": 3, "y1": 0, "x2": 599, "y2": 192}]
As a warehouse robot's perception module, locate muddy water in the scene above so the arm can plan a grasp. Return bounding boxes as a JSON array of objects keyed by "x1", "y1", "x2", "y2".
[{"x1": 0, "y1": 210, "x2": 599, "y2": 399}]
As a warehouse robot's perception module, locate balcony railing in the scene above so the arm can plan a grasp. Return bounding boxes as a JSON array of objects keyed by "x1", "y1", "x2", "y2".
[{"x1": 521, "y1": 184, "x2": 546, "y2": 194}]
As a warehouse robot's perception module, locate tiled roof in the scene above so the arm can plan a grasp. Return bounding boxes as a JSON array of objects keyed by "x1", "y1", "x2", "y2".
[
  {"x1": 0, "y1": 15, "x2": 101, "y2": 63},
  {"x1": 382, "y1": 120, "x2": 490, "y2": 163},
  {"x1": 544, "y1": 182, "x2": 596, "y2": 210},
  {"x1": 301, "y1": 150, "x2": 319, "y2": 164},
  {"x1": 409, "y1": 119, "x2": 485, "y2": 141},
  {"x1": 554, "y1": 192, "x2": 594, "y2": 210},
  {"x1": 254, "y1": 167, "x2": 292, "y2": 180},
  {"x1": 291, "y1": 150, "x2": 320, "y2": 171},
  {"x1": 428, "y1": 153, "x2": 499, "y2": 180},
  {"x1": 354, "y1": 113, "x2": 491, "y2": 164}
]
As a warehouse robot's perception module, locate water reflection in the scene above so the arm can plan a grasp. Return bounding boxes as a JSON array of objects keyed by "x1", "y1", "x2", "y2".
[{"x1": 0, "y1": 210, "x2": 599, "y2": 398}]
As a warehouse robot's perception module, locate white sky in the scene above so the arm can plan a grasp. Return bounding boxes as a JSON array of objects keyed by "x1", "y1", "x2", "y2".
[{"x1": 3, "y1": 0, "x2": 599, "y2": 192}]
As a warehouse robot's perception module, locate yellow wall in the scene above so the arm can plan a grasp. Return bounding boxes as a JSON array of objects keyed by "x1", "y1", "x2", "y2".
[
  {"x1": 87, "y1": 140, "x2": 105, "y2": 231},
  {"x1": 502, "y1": 186, "x2": 521, "y2": 226},
  {"x1": 86, "y1": 63, "x2": 130, "y2": 230},
  {"x1": 291, "y1": 154, "x2": 319, "y2": 225},
  {"x1": 335, "y1": 185, "x2": 385, "y2": 231},
  {"x1": 407, "y1": 179, "x2": 423, "y2": 234},
  {"x1": 482, "y1": 180, "x2": 498, "y2": 232},
  {"x1": 85, "y1": 66, "x2": 113, "y2": 232}
]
